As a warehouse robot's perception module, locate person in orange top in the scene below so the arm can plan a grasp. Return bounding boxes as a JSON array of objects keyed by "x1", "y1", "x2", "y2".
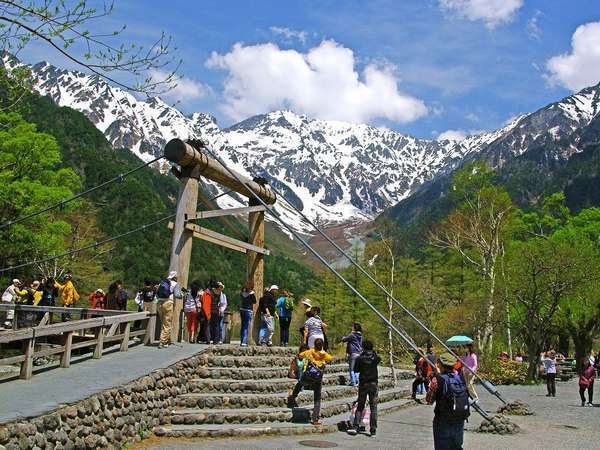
[
  {"x1": 198, "y1": 286, "x2": 213, "y2": 344},
  {"x1": 287, "y1": 338, "x2": 333, "y2": 426},
  {"x1": 89, "y1": 289, "x2": 106, "y2": 310}
]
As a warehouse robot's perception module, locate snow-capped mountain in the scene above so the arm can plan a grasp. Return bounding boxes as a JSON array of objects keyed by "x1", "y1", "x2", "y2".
[{"x1": 6, "y1": 54, "x2": 600, "y2": 231}]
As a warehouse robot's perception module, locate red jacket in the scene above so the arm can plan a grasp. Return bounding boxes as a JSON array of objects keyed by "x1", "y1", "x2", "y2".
[{"x1": 89, "y1": 292, "x2": 106, "y2": 309}]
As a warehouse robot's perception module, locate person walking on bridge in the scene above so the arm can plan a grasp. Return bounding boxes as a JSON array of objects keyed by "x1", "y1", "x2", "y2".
[
  {"x1": 156, "y1": 271, "x2": 180, "y2": 348},
  {"x1": 1, "y1": 279, "x2": 25, "y2": 328},
  {"x1": 56, "y1": 274, "x2": 79, "y2": 321}
]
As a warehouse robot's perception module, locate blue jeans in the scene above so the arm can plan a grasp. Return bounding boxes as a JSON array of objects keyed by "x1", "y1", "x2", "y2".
[
  {"x1": 240, "y1": 309, "x2": 253, "y2": 345},
  {"x1": 348, "y1": 353, "x2": 360, "y2": 385},
  {"x1": 433, "y1": 417, "x2": 464, "y2": 450}
]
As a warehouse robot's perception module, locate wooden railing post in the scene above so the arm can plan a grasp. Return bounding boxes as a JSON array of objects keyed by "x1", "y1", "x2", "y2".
[
  {"x1": 93, "y1": 326, "x2": 105, "y2": 359},
  {"x1": 61, "y1": 331, "x2": 74, "y2": 368},
  {"x1": 144, "y1": 303, "x2": 156, "y2": 345},
  {"x1": 120, "y1": 322, "x2": 130, "y2": 352},
  {"x1": 20, "y1": 336, "x2": 35, "y2": 379},
  {"x1": 12, "y1": 308, "x2": 18, "y2": 330}
]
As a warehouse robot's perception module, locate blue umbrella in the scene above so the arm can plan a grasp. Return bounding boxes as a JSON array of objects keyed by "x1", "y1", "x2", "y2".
[{"x1": 446, "y1": 335, "x2": 473, "y2": 346}]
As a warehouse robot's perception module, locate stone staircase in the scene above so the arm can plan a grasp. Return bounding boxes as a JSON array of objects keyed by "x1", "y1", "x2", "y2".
[{"x1": 155, "y1": 345, "x2": 415, "y2": 439}]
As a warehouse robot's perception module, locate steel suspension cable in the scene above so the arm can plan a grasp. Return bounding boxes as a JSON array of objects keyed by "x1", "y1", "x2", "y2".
[
  {"x1": 198, "y1": 145, "x2": 493, "y2": 420},
  {"x1": 1, "y1": 155, "x2": 164, "y2": 229},
  {"x1": 265, "y1": 180, "x2": 508, "y2": 405}
]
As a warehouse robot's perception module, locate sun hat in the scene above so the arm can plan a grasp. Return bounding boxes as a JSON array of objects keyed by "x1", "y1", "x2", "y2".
[
  {"x1": 301, "y1": 298, "x2": 312, "y2": 308},
  {"x1": 167, "y1": 271, "x2": 177, "y2": 280},
  {"x1": 96, "y1": 288, "x2": 104, "y2": 294},
  {"x1": 269, "y1": 285, "x2": 279, "y2": 291},
  {"x1": 439, "y1": 352, "x2": 457, "y2": 367},
  {"x1": 12, "y1": 279, "x2": 21, "y2": 285}
]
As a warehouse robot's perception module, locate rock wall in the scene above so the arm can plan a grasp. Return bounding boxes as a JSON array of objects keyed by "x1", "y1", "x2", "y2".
[{"x1": 0, "y1": 350, "x2": 208, "y2": 450}]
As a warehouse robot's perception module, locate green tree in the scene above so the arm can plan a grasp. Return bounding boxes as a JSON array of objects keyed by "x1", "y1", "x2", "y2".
[
  {"x1": 430, "y1": 163, "x2": 514, "y2": 354},
  {"x1": 0, "y1": 111, "x2": 79, "y2": 277},
  {"x1": 504, "y1": 233, "x2": 594, "y2": 379}
]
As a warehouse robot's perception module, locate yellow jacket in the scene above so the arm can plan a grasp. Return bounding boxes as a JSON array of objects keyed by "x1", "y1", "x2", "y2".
[
  {"x1": 299, "y1": 349, "x2": 333, "y2": 369},
  {"x1": 56, "y1": 281, "x2": 79, "y2": 306}
]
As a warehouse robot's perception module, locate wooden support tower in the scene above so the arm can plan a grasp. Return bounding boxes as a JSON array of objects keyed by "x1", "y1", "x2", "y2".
[{"x1": 163, "y1": 139, "x2": 277, "y2": 343}]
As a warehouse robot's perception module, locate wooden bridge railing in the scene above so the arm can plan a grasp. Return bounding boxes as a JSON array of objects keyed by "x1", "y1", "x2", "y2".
[{"x1": 0, "y1": 304, "x2": 155, "y2": 380}]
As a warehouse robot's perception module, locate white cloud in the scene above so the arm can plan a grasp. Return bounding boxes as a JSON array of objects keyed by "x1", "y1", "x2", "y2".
[
  {"x1": 437, "y1": 129, "x2": 467, "y2": 141},
  {"x1": 527, "y1": 10, "x2": 543, "y2": 41},
  {"x1": 545, "y1": 21, "x2": 600, "y2": 92},
  {"x1": 151, "y1": 70, "x2": 209, "y2": 103},
  {"x1": 206, "y1": 40, "x2": 428, "y2": 124},
  {"x1": 439, "y1": 0, "x2": 523, "y2": 29},
  {"x1": 466, "y1": 112, "x2": 479, "y2": 122},
  {"x1": 269, "y1": 27, "x2": 308, "y2": 44}
]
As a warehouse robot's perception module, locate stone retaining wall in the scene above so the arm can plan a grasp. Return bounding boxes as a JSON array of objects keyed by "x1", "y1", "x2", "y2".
[{"x1": 0, "y1": 350, "x2": 208, "y2": 450}]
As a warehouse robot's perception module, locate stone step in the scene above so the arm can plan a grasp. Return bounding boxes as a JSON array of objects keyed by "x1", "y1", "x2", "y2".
[
  {"x1": 204, "y1": 355, "x2": 344, "y2": 368},
  {"x1": 207, "y1": 345, "x2": 298, "y2": 358},
  {"x1": 195, "y1": 363, "x2": 350, "y2": 380},
  {"x1": 156, "y1": 397, "x2": 416, "y2": 438},
  {"x1": 170, "y1": 386, "x2": 411, "y2": 425},
  {"x1": 187, "y1": 374, "x2": 375, "y2": 393},
  {"x1": 177, "y1": 379, "x2": 401, "y2": 409}
]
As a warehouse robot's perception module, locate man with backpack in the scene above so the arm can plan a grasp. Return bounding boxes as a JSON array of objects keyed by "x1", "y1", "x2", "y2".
[
  {"x1": 426, "y1": 352, "x2": 470, "y2": 450},
  {"x1": 276, "y1": 290, "x2": 294, "y2": 346},
  {"x1": 258, "y1": 285, "x2": 278, "y2": 346},
  {"x1": 347, "y1": 339, "x2": 380, "y2": 437},
  {"x1": 156, "y1": 271, "x2": 180, "y2": 348}
]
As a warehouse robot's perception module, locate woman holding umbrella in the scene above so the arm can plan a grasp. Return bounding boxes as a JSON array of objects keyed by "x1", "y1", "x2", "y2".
[{"x1": 447, "y1": 335, "x2": 479, "y2": 403}]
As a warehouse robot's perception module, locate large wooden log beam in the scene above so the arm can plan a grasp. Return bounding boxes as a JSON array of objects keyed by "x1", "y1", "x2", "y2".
[{"x1": 164, "y1": 139, "x2": 276, "y2": 205}]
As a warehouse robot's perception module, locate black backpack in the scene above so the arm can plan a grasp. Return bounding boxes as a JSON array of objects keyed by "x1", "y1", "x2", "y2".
[{"x1": 435, "y1": 373, "x2": 470, "y2": 421}]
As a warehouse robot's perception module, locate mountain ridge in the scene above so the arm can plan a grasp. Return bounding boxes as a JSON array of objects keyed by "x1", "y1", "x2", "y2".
[{"x1": 4, "y1": 53, "x2": 600, "y2": 233}]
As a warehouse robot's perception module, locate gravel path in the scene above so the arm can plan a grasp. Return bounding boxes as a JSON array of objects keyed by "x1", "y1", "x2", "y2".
[{"x1": 139, "y1": 378, "x2": 598, "y2": 449}]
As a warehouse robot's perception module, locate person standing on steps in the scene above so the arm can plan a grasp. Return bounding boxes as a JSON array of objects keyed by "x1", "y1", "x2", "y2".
[
  {"x1": 276, "y1": 290, "x2": 294, "y2": 347},
  {"x1": 347, "y1": 339, "x2": 380, "y2": 437},
  {"x1": 304, "y1": 307, "x2": 327, "y2": 349},
  {"x1": 287, "y1": 337, "x2": 333, "y2": 426},
  {"x1": 541, "y1": 350, "x2": 558, "y2": 397},
  {"x1": 258, "y1": 285, "x2": 278, "y2": 346},
  {"x1": 156, "y1": 271, "x2": 180, "y2": 349},
  {"x1": 341, "y1": 322, "x2": 362, "y2": 386},
  {"x1": 426, "y1": 352, "x2": 470, "y2": 450},
  {"x1": 217, "y1": 282, "x2": 227, "y2": 344},
  {"x1": 460, "y1": 343, "x2": 479, "y2": 404},
  {"x1": 239, "y1": 281, "x2": 256, "y2": 347},
  {"x1": 579, "y1": 357, "x2": 595, "y2": 407}
]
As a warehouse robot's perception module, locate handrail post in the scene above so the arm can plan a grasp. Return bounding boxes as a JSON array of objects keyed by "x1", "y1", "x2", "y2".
[
  {"x1": 120, "y1": 322, "x2": 130, "y2": 352},
  {"x1": 20, "y1": 336, "x2": 35, "y2": 379},
  {"x1": 93, "y1": 326, "x2": 105, "y2": 359},
  {"x1": 61, "y1": 331, "x2": 74, "y2": 368},
  {"x1": 144, "y1": 303, "x2": 156, "y2": 345}
]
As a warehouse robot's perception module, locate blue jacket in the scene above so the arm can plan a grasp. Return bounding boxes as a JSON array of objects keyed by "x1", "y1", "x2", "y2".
[{"x1": 341, "y1": 331, "x2": 362, "y2": 355}]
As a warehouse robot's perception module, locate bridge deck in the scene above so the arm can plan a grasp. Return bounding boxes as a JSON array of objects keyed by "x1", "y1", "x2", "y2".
[{"x1": 0, "y1": 342, "x2": 205, "y2": 423}]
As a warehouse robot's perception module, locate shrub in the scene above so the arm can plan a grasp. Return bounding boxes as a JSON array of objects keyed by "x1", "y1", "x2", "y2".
[{"x1": 478, "y1": 359, "x2": 533, "y2": 385}]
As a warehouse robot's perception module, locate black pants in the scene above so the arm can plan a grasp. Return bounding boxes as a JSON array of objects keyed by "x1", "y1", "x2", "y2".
[
  {"x1": 279, "y1": 316, "x2": 291, "y2": 345},
  {"x1": 412, "y1": 376, "x2": 430, "y2": 398},
  {"x1": 579, "y1": 382, "x2": 594, "y2": 404},
  {"x1": 209, "y1": 315, "x2": 221, "y2": 343},
  {"x1": 433, "y1": 417, "x2": 464, "y2": 450},
  {"x1": 291, "y1": 377, "x2": 322, "y2": 422},
  {"x1": 354, "y1": 381, "x2": 378, "y2": 432},
  {"x1": 546, "y1": 373, "x2": 556, "y2": 395}
]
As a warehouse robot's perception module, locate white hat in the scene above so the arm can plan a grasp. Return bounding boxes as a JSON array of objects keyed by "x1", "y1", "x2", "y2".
[
  {"x1": 12, "y1": 279, "x2": 20, "y2": 285},
  {"x1": 269, "y1": 285, "x2": 279, "y2": 291},
  {"x1": 167, "y1": 271, "x2": 178, "y2": 280},
  {"x1": 302, "y1": 298, "x2": 312, "y2": 308},
  {"x1": 96, "y1": 288, "x2": 104, "y2": 294}
]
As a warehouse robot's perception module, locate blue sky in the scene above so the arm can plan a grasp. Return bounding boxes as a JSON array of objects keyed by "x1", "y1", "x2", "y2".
[{"x1": 20, "y1": 0, "x2": 600, "y2": 139}]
